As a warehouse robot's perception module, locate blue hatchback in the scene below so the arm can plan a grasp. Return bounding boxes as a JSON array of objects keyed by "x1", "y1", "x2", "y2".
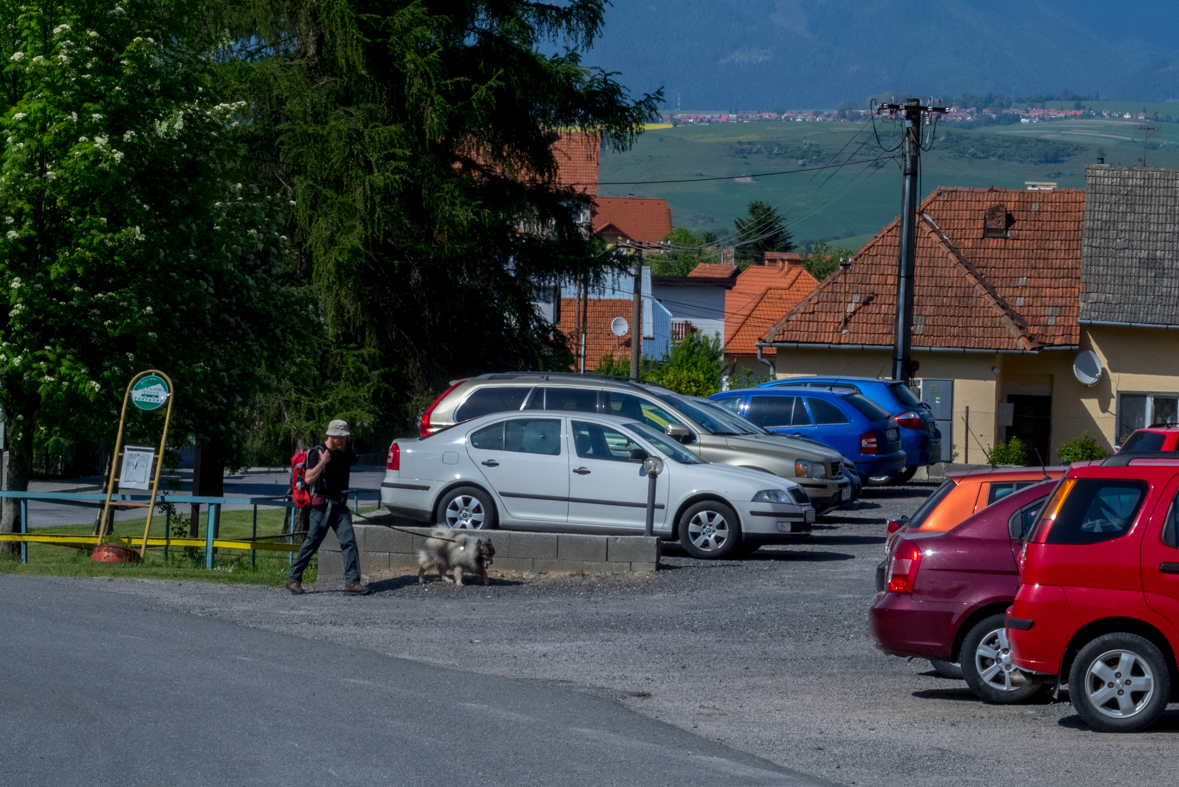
[
  {"x1": 709, "y1": 388, "x2": 907, "y2": 479},
  {"x1": 758, "y1": 377, "x2": 941, "y2": 482}
]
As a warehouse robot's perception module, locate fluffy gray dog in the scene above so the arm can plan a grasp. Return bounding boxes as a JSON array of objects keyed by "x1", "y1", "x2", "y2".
[{"x1": 417, "y1": 527, "x2": 495, "y2": 586}]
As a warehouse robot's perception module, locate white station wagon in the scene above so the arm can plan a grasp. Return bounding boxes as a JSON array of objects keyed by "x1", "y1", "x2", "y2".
[{"x1": 381, "y1": 411, "x2": 815, "y2": 559}]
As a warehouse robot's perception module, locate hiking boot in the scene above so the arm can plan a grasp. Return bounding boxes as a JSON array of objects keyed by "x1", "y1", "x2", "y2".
[
  {"x1": 344, "y1": 583, "x2": 371, "y2": 596},
  {"x1": 286, "y1": 580, "x2": 305, "y2": 596}
]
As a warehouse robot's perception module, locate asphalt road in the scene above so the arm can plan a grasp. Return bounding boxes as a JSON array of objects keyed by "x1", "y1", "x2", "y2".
[
  {"x1": 0, "y1": 573, "x2": 829, "y2": 787},
  {"x1": 14, "y1": 482, "x2": 1179, "y2": 787}
]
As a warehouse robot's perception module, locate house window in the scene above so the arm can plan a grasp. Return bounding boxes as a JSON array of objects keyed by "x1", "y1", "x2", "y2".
[
  {"x1": 1118, "y1": 392, "x2": 1179, "y2": 441},
  {"x1": 983, "y1": 204, "x2": 1010, "y2": 239}
]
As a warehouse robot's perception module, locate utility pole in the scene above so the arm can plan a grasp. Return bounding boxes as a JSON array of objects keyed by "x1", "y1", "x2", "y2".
[
  {"x1": 629, "y1": 243, "x2": 643, "y2": 381},
  {"x1": 877, "y1": 98, "x2": 947, "y2": 384},
  {"x1": 1139, "y1": 126, "x2": 1156, "y2": 167}
]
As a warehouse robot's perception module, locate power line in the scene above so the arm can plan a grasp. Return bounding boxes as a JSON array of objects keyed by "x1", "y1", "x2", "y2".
[{"x1": 577, "y1": 152, "x2": 897, "y2": 187}]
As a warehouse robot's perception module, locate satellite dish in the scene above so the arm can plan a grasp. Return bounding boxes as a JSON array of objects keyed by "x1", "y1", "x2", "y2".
[
  {"x1": 610, "y1": 317, "x2": 629, "y2": 337},
  {"x1": 1073, "y1": 350, "x2": 1103, "y2": 387}
]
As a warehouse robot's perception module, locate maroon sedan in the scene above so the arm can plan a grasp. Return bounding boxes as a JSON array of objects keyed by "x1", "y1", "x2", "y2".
[{"x1": 869, "y1": 481, "x2": 1055, "y2": 703}]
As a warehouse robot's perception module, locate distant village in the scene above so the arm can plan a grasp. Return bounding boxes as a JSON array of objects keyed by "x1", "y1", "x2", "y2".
[{"x1": 663, "y1": 106, "x2": 1167, "y2": 125}]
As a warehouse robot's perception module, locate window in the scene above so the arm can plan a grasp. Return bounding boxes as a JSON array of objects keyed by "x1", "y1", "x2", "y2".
[
  {"x1": 807, "y1": 398, "x2": 849, "y2": 425},
  {"x1": 1120, "y1": 431, "x2": 1168, "y2": 452},
  {"x1": 842, "y1": 393, "x2": 892, "y2": 423},
  {"x1": 1118, "y1": 393, "x2": 1179, "y2": 442},
  {"x1": 456, "y1": 387, "x2": 532, "y2": 422},
  {"x1": 504, "y1": 419, "x2": 562, "y2": 456},
  {"x1": 625, "y1": 423, "x2": 705, "y2": 464},
  {"x1": 469, "y1": 423, "x2": 505, "y2": 451},
  {"x1": 888, "y1": 382, "x2": 924, "y2": 409},
  {"x1": 1042, "y1": 479, "x2": 1148, "y2": 545},
  {"x1": 987, "y1": 481, "x2": 1040, "y2": 506},
  {"x1": 908, "y1": 480, "x2": 956, "y2": 530},
  {"x1": 1164, "y1": 492, "x2": 1179, "y2": 548},
  {"x1": 1008, "y1": 497, "x2": 1048, "y2": 540},
  {"x1": 714, "y1": 397, "x2": 743, "y2": 415},
  {"x1": 606, "y1": 392, "x2": 682, "y2": 430},
  {"x1": 535, "y1": 387, "x2": 597, "y2": 414},
  {"x1": 572, "y1": 421, "x2": 642, "y2": 462},
  {"x1": 747, "y1": 396, "x2": 811, "y2": 427}
]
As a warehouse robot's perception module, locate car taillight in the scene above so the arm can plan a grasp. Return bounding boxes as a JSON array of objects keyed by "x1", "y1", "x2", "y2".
[
  {"x1": 895, "y1": 411, "x2": 924, "y2": 430},
  {"x1": 420, "y1": 380, "x2": 466, "y2": 437},
  {"x1": 887, "y1": 519, "x2": 903, "y2": 534},
  {"x1": 1029, "y1": 478, "x2": 1076, "y2": 543},
  {"x1": 386, "y1": 442, "x2": 400, "y2": 471},
  {"x1": 861, "y1": 432, "x2": 878, "y2": 454},
  {"x1": 887, "y1": 542, "x2": 924, "y2": 593}
]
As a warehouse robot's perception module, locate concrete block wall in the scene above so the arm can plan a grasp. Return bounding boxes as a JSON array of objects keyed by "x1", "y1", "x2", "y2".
[{"x1": 316, "y1": 525, "x2": 660, "y2": 583}]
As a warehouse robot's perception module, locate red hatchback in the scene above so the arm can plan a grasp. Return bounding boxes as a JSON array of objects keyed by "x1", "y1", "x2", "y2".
[
  {"x1": 870, "y1": 482, "x2": 1055, "y2": 702},
  {"x1": 1009, "y1": 453, "x2": 1179, "y2": 731}
]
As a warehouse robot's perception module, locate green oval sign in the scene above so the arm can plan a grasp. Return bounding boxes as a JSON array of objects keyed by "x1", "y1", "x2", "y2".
[{"x1": 131, "y1": 374, "x2": 170, "y2": 411}]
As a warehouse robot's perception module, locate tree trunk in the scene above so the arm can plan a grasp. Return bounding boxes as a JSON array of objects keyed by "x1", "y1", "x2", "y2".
[{"x1": 1, "y1": 436, "x2": 32, "y2": 556}]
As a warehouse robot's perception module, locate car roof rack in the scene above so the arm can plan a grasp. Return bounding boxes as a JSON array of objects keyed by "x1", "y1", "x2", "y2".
[
  {"x1": 473, "y1": 371, "x2": 674, "y2": 395},
  {"x1": 1102, "y1": 450, "x2": 1179, "y2": 467},
  {"x1": 1146, "y1": 422, "x2": 1179, "y2": 429}
]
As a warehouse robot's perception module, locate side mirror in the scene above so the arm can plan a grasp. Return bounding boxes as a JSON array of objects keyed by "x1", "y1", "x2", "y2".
[
  {"x1": 627, "y1": 448, "x2": 650, "y2": 463},
  {"x1": 665, "y1": 423, "x2": 694, "y2": 444}
]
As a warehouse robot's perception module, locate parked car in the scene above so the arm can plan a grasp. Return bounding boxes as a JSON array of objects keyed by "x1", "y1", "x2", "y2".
[
  {"x1": 1008, "y1": 452, "x2": 1179, "y2": 731},
  {"x1": 417, "y1": 373, "x2": 851, "y2": 513},
  {"x1": 1118, "y1": 425, "x2": 1179, "y2": 452},
  {"x1": 758, "y1": 376, "x2": 941, "y2": 484},
  {"x1": 710, "y1": 387, "x2": 907, "y2": 480},
  {"x1": 381, "y1": 411, "x2": 815, "y2": 559},
  {"x1": 869, "y1": 482, "x2": 1054, "y2": 703}
]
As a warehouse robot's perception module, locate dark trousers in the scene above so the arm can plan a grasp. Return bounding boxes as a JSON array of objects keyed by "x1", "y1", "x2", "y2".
[{"x1": 289, "y1": 502, "x2": 361, "y2": 585}]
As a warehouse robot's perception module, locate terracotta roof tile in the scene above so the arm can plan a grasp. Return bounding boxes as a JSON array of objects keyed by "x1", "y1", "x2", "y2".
[
  {"x1": 591, "y1": 197, "x2": 674, "y2": 245},
  {"x1": 556, "y1": 298, "x2": 634, "y2": 370},
  {"x1": 763, "y1": 187, "x2": 1084, "y2": 351},
  {"x1": 688, "y1": 262, "x2": 739, "y2": 280},
  {"x1": 725, "y1": 262, "x2": 820, "y2": 356},
  {"x1": 553, "y1": 133, "x2": 600, "y2": 196}
]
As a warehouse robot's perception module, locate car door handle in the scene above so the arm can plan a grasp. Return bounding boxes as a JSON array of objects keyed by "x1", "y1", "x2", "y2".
[
  {"x1": 573, "y1": 467, "x2": 591, "y2": 475},
  {"x1": 1161, "y1": 563, "x2": 1179, "y2": 574},
  {"x1": 482, "y1": 460, "x2": 499, "y2": 468}
]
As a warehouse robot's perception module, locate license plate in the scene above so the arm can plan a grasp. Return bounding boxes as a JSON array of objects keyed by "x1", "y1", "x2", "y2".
[
  {"x1": 841, "y1": 488, "x2": 851, "y2": 501},
  {"x1": 805, "y1": 509, "x2": 816, "y2": 523}
]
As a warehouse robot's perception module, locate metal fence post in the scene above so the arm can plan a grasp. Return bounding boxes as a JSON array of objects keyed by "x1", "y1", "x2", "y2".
[
  {"x1": 965, "y1": 406, "x2": 970, "y2": 464},
  {"x1": 251, "y1": 504, "x2": 257, "y2": 568},
  {"x1": 205, "y1": 503, "x2": 218, "y2": 569},
  {"x1": 19, "y1": 498, "x2": 27, "y2": 564},
  {"x1": 164, "y1": 508, "x2": 170, "y2": 563}
]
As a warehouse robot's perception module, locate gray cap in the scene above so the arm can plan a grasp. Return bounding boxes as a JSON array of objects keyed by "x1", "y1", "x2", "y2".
[{"x1": 326, "y1": 419, "x2": 351, "y2": 437}]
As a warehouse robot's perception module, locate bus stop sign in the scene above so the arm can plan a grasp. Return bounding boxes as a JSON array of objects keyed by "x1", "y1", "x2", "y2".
[{"x1": 130, "y1": 374, "x2": 171, "y2": 411}]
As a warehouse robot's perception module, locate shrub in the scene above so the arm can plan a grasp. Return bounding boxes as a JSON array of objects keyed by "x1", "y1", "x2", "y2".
[
  {"x1": 988, "y1": 436, "x2": 1028, "y2": 466},
  {"x1": 1058, "y1": 432, "x2": 1108, "y2": 463}
]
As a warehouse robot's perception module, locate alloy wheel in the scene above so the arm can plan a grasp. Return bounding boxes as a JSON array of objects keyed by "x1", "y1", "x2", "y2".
[
  {"x1": 445, "y1": 496, "x2": 486, "y2": 529},
  {"x1": 974, "y1": 627, "x2": 1023, "y2": 692},
  {"x1": 688, "y1": 510, "x2": 730, "y2": 552},
  {"x1": 1083, "y1": 649, "x2": 1156, "y2": 719}
]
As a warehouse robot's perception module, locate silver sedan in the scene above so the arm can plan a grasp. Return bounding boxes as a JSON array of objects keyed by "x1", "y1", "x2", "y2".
[{"x1": 381, "y1": 412, "x2": 815, "y2": 559}]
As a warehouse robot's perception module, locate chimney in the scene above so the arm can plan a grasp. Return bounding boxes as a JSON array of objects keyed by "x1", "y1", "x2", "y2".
[{"x1": 1096, "y1": 157, "x2": 1105, "y2": 165}]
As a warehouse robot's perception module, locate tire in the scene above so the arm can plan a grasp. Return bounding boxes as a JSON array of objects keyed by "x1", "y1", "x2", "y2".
[
  {"x1": 892, "y1": 467, "x2": 918, "y2": 484},
  {"x1": 929, "y1": 660, "x2": 964, "y2": 679},
  {"x1": 679, "y1": 500, "x2": 741, "y2": 560},
  {"x1": 1069, "y1": 633, "x2": 1171, "y2": 732},
  {"x1": 866, "y1": 467, "x2": 917, "y2": 487},
  {"x1": 436, "y1": 486, "x2": 498, "y2": 530},
  {"x1": 960, "y1": 615, "x2": 1045, "y2": 704}
]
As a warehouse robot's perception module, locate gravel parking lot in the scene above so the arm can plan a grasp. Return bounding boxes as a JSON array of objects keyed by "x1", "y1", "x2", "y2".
[{"x1": 89, "y1": 483, "x2": 1179, "y2": 787}]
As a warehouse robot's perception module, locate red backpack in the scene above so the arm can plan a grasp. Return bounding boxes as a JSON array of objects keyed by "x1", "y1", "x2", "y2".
[{"x1": 290, "y1": 449, "x2": 311, "y2": 508}]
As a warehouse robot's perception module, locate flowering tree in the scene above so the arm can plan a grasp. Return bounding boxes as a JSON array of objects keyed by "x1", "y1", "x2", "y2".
[{"x1": 0, "y1": 1, "x2": 303, "y2": 545}]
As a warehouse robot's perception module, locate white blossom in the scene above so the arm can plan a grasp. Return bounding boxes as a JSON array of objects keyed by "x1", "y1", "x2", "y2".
[
  {"x1": 4, "y1": 217, "x2": 12, "y2": 225},
  {"x1": 52, "y1": 23, "x2": 71, "y2": 34},
  {"x1": 78, "y1": 136, "x2": 88, "y2": 142},
  {"x1": 87, "y1": 30, "x2": 98, "y2": 38},
  {"x1": 5, "y1": 231, "x2": 18, "y2": 240},
  {"x1": 112, "y1": 150, "x2": 124, "y2": 163},
  {"x1": 90, "y1": 381, "x2": 101, "y2": 391},
  {"x1": 91, "y1": 114, "x2": 102, "y2": 122},
  {"x1": 10, "y1": 52, "x2": 23, "y2": 62},
  {"x1": 122, "y1": 130, "x2": 136, "y2": 141},
  {"x1": 125, "y1": 352, "x2": 134, "y2": 362},
  {"x1": 12, "y1": 112, "x2": 26, "y2": 121},
  {"x1": 31, "y1": 56, "x2": 43, "y2": 64},
  {"x1": 10, "y1": 277, "x2": 21, "y2": 287}
]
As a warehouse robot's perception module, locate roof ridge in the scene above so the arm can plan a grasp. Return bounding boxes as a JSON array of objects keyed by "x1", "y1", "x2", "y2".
[{"x1": 919, "y1": 215, "x2": 1039, "y2": 351}]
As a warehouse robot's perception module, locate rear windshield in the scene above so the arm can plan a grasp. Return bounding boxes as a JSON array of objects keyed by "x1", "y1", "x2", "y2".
[
  {"x1": 907, "y1": 480, "x2": 956, "y2": 529},
  {"x1": 842, "y1": 393, "x2": 892, "y2": 423},
  {"x1": 888, "y1": 382, "x2": 923, "y2": 408},
  {"x1": 455, "y1": 386, "x2": 531, "y2": 422},
  {"x1": 1038, "y1": 479, "x2": 1149, "y2": 545},
  {"x1": 1120, "y1": 431, "x2": 1168, "y2": 452}
]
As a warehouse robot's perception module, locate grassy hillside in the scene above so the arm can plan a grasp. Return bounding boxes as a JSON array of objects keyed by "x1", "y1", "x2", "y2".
[{"x1": 599, "y1": 118, "x2": 1179, "y2": 251}]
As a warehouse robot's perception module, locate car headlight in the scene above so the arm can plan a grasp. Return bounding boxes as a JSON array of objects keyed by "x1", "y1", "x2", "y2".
[
  {"x1": 794, "y1": 460, "x2": 824, "y2": 478},
  {"x1": 752, "y1": 489, "x2": 792, "y2": 504}
]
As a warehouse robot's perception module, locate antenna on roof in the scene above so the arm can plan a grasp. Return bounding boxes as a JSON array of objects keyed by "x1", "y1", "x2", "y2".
[{"x1": 1033, "y1": 446, "x2": 1049, "y2": 481}]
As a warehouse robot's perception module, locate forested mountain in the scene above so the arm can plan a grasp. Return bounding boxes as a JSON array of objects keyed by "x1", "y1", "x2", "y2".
[{"x1": 576, "y1": 0, "x2": 1179, "y2": 109}]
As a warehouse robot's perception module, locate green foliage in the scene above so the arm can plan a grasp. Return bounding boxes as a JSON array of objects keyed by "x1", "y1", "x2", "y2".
[
  {"x1": 727, "y1": 368, "x2": 770, "y2": 389},
  {"x1": 214, "y1": 0, "x2": 661, "y2": 437},
  {"x1": 1058, "y1": 432, "x2": 1108, "y2": 463},
  {"x1": 800, "y1": 240, "x2": 854, "y2": 281},
  {"x1": 733, "y1": 200, "x2": 792, "y2": 267},
  {"x1": 595, "y1": 332, "x2": 723, "y2": 397},
  {"x1": 988, "y1": 436, "x2": 1028, "y2": 466},
  {"x1": 731, "y1": 140, "x2": 824, "y2": 163},
  {"x1": 938, "y1": 132, "x2": 1084, "y2": 164},
  {"x1": 650, "y1": 227, "x2": 720, "y2": 276},
  {"x1": 0, "y1": 0, "x2": 303, "y2": 470}
]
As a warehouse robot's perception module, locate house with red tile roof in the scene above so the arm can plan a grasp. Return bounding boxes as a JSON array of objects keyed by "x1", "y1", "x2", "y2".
[
  {"x1": 591, "y1": 196, "x2": 674, "y2": 247},
  {"x1": 724, "y1": 253, "x2": 820, "y2": 372},
  {"x1": 651, "y1": 262, "x2": 736, "y2": 345},
  {"x1": 758, "y1": 185, "x2": 1096, "y2": 462}
]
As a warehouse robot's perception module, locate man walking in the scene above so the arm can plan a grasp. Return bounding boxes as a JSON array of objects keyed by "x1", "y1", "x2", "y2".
[{"x1": 286, "y1": 420, "x2": 370, "y2": 596}]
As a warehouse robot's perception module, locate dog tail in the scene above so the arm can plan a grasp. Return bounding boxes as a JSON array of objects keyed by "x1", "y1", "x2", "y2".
[{"x1": 429, "y1": 526, "x2": 454, "y2": 541}]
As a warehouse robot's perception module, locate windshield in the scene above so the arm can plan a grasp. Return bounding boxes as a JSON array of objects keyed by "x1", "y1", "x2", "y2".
[
  {"x1": 843, "y1": 393, "x2": 893, "y2": 423},
  {"x1": 1120, "y1": 430, "x2": 1169, "y2": 452},
  {"x1": 687, "y1": 397, "x2": 768, "y2": 434},
  {"x1": 624, "y1": 422, "x2": 705, "y2": 464},
  {"x1": 652, "y1": 393, "x2": 743, "y2": 435},
  {"x1": 888, "y1": 382, "x2": 924, "y2": 409}
]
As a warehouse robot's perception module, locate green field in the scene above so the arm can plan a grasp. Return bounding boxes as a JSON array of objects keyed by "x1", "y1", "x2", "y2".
[{"x1": 599, "y1": 117, "x2": 1179, "y2": 251}]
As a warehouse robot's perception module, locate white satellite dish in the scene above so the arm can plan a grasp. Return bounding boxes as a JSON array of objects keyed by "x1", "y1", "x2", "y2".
[
  {"x1": 1073, "y1": 350, "x2": 1103, "y2": 387},
  {"x1": 610, "y1": 317, "x2": 629, "y2": 337}
]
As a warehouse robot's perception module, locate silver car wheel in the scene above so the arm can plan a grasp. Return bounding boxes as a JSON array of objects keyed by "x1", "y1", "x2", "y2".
[
  {"x1": 444, "y1": 495, "x2": 486, "y2": 530},
  {"x1": 1084, "y1": 649, "x2": 1156, "y2": 719},
  {"x1": 688, "y1": 510, "x2": 730, "y2": 552},
  {"x1": 974, "y1": 627, "x2": 1023, "y2": 692}
]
